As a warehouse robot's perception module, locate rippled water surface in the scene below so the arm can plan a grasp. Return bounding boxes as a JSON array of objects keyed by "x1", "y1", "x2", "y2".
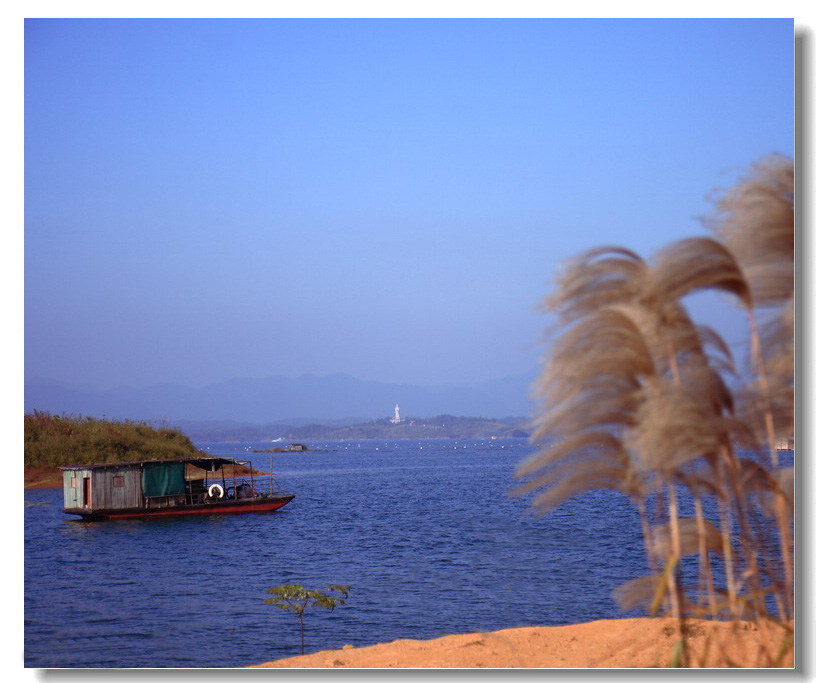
[{"x1": 24, "y1": 439, "x2": 649, "y2": 668}]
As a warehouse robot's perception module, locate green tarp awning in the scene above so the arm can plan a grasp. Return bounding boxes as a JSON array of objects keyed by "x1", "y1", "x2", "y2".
[{"x1": 142, "y1": 461, "x2": 186, "y2": 497}]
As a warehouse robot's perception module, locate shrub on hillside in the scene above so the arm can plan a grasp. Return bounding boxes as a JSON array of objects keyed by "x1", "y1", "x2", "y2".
[{"x1": 24, "y1": 411, "x2": 202, "y2": 468}]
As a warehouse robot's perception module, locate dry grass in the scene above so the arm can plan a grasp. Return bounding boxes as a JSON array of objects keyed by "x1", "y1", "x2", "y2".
[{"x1": 515, "y1": 155, "x2": 794, "y2": 666}]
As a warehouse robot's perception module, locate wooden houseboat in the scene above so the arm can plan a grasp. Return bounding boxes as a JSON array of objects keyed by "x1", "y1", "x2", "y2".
[{"x1": 59, "y1": 456, "x2": 294, "y2": 520}]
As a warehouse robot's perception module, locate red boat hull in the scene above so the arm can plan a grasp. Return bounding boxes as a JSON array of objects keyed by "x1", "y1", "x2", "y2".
[{"x1": 64, "y1": 494, "x2": 295, "y2": 521}]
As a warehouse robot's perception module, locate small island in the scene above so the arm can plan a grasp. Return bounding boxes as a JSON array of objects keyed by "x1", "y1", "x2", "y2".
[{"x1": 276, "y1": 415, "x2": 529, "y2": 441}]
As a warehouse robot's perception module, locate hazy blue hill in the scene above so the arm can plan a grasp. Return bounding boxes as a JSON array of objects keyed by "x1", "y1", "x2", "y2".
[
  {"x1": 171, "y1": 417, "x2": 368, "y2": 442},
  {"x1": 170, "y1": 415, "x2": 531, "y2": 442},
  {"x1": 282, "y1": 415, "x2": 531, "y2": 441},
  {"x1": 25, "y1": 372, "x2": 536, "y2": 425}
]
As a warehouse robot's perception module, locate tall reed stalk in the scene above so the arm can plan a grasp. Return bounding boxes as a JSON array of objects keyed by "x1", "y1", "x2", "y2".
[{"x1": 516, "y1": 155, "x2": 794, "y2": 652}]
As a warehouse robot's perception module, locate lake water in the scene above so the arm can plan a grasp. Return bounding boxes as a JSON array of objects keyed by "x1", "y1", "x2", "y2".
[{"x1": 24, "y1": 438, "x2": 651, "y2": 668}]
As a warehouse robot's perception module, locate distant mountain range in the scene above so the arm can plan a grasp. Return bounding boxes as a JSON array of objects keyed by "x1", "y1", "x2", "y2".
[{"x1": 24, "y1": 372, "x2": 537, "y2": 427}]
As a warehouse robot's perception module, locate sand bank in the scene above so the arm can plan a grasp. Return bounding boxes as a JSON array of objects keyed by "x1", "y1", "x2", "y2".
[{"x1": 250, "y1": 617, "x2": 793, "y2": 669}]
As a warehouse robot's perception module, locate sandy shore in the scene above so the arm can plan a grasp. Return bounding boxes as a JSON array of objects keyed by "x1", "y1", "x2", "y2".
[{"x1": 249, "y1": 617, "x2": 793, "y2": 669}]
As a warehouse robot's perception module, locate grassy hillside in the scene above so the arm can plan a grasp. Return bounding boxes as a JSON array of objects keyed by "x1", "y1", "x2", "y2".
[{"x1": 24, "y1": 411, "x2": 204, "y2": 468}]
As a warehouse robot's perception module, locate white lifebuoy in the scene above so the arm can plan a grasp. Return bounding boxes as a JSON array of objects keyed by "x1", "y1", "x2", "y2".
[{"x1": 208, "y1": 484, "x2": 224, "y2": 499}]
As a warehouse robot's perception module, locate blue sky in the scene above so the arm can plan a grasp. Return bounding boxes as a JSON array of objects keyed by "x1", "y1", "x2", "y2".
[{"x1": 24, "y1": 18, "x2": 794, "y2": 390}]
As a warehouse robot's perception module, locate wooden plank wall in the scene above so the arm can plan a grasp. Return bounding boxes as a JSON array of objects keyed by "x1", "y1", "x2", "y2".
[
  {"x1": 91, "y1": 466, "x2": 142, "y2": 510},
  {"x1": 62, "y1": 470, "x2": 87, "y2": 508}
]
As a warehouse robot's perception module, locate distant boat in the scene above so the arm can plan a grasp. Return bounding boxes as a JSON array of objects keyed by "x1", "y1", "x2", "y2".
[
  {"x1": 271, "y1": 437, "x2": 284, "y2": 442},
  {"x1": 252, "y1": 443, "x2": 309, "y2": 453},
  {"x1": 59, "y1": 456, "x2": 294, "y2": 521}
]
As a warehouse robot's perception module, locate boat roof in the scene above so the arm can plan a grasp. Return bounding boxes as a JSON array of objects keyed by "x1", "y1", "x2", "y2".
[{"x1": 58, "y1": 456, "x2": 247, "y2": 472}]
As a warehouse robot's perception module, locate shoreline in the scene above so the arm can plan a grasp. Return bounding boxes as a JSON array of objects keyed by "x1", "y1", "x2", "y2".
[
  {"x1": 23, "y1": 465, "x2": 264, "y2": 489},
  {"x1": 24, "y1": 467, "x2": 62, "y2": 489},
  {"x1": 249, "y1": 617, "x2": 794, "y2": 669}
]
